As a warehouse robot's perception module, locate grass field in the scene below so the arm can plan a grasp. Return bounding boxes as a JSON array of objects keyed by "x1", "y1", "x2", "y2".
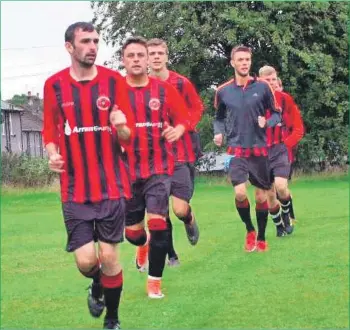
[{"x1": 1, "y1": 174, "x2": 349, "y2": 329}]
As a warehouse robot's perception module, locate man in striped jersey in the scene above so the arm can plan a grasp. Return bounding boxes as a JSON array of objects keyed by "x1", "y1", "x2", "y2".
[
  {"x1": 145, "y1": 38, "x2": 203, "y2": 266},
  {"x1": 255, "y1": 66, "x2": 304, "y2": 236},
  {"x1": 42, "y1": 22, "x2": 134, "y2": 329},
  {"x1": 121, "y1": 36, "x2": 190, "y2": 299}
]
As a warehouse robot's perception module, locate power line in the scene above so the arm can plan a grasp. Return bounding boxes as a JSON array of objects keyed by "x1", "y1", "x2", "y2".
[
  {"x1": 2, "y1": 59, "x2": 64, "y2": 69},
  {"x1": 2, "y1": 71, "x2": 55, "y2": 80},
  {"x1": 1, "y1": 45, "x2": 62, "y2": 51}
]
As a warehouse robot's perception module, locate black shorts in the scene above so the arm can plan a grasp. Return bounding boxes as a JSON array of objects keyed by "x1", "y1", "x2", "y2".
[
  {"x1": 268, "y1": 144, "x2": 291, "y2": 181},
  {"x1": 171, "y1": 163, "x2": 195, "y2": 203},
  {"x1": 228, "y1": 156, "x2": 271, "y2": 190},
  {"x1": 125, "y1": 174, "x2": 171, "y2": 226},
  {"x1": 62, "y1": 199, "x2": 126, "y2": 253}
]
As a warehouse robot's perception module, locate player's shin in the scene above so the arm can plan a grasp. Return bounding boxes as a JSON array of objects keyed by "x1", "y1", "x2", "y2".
[
  {"x1": 101, "y1": 270, "x2": 123, "y2": 324},
  {"x1": 235, "y1": 198, "x2": 255, "y2": 232},
  {"x1": 147, "y1": 218, "x2": 168, "y2": 298},
  {"x1": 256, "y1": 200, "x2": 269, "y2": 241}
]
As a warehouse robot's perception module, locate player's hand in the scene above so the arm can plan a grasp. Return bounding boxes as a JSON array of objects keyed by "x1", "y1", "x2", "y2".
[
  {"x1": 110, "y1": 105, "x2": 127, "y2": 128},
  {"x1": 213, "y1": 134, "x2": 223, "y2": 147},
  {"x1": 48, "y1": 153, "x2": 65, "y2": 173},
  {"x1": 110, "y1": 105, "x2": 131, "y2": 140},
  {"x1": 162, "y1": 122, "x2": 185, "y2": 143},
  {"x1": 258, "y1": 116, "x2": 267, "y2": 128}
]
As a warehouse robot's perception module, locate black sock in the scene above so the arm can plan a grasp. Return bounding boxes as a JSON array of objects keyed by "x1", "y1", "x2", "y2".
[
  {"x1": 235, "y1": 198, "x2": 255, "y2": 232},
  {"x1": 149, "y1": 230, "x2": 168, "y2": 277},
  {"x1": 178, "y1": 206, "x2": 193, "y2": 225},
  {"x1": 79, "y1": 262, "x2": 102, "y2": 298},
  {"x1": 101, "y1": 272, "x2": 123, "y2": 321},
  {"x1": 166, "y1": 216, "x2": 177, "y2": 258},
  {"x1": 280, "y1": 195, "x2": 292, "y2": 223},
  {"x1": 269, "y1": 205, "x2": 284, "y2": 229},
  {"x1": 289, "y1": 196, "x2": 296, "y2": 219},
  {"x1": 256, "y1": 201, "x2": 268, "y2": 241},
  {"x1": 148, "y1": 219, "x2": 168, "y2": 278}
]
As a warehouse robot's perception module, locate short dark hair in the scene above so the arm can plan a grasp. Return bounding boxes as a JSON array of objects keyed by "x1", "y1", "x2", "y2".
[
  {"x1": 230, "y1": 45, "x2": 252, "y2": 59},
  {"x1": 65, "y1": 22, "x2": 95, "y2": 44},
  {"x1": 147, "y1": 38, "x2": 169, "y2": 54},
  {"x1": 121, "y1": 36, "x2": 148, "y2": 56}
]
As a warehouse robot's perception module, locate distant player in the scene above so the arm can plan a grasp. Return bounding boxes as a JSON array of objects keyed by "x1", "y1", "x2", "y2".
[
  {"x1": 213, "y1": 45, "x2": 281, "y2": 252},
  {"x1": 257, "y1": 66, "x2": 304, "y2": 233},
  {"x1": 121, "y1": 36, "x2": 189, "y2": 298},
  {"x1": 42, "y1": 22, "x2": 134, "y2": 329},
  {"x1": 146, "y1": 38, "x2": 204, "y2": 266}
]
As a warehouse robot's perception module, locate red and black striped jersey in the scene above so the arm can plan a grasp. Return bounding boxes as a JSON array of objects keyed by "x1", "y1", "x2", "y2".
[
  {"x1": 165, "y1": 71, "x2": 204, "y2": 163},
  {"x1": 266, "y1": 91, "x2": 304, "y2": 154},
  {"x1": 124, "y1": 76, "x2": 190, "y2": 181},
  {"x1": 42, "y1": 65, "x2": 133, "y2": 203}
]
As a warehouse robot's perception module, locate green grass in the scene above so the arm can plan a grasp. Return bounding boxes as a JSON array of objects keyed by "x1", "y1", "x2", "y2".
[{"x1": 1, "y1": 175, "x2": 349, "y2": 329}]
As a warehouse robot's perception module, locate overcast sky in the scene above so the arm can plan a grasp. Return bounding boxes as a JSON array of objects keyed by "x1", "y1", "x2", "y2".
[{"x1": 1, "y1": 1, "x2": 115, "y2": 100}]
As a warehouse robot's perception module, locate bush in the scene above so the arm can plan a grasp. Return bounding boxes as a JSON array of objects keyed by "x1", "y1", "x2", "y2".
[{"x1": 1, "y1": 153, "x2": 56, "y2": 187}]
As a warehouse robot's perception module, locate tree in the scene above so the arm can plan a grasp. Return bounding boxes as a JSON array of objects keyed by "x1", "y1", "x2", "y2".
[
  {"x1": 92, "y1": 1, "x2": 349, "y2": 171},
  {"x1": 7, "y1": 94, "x2": 28, "y2": 107}
]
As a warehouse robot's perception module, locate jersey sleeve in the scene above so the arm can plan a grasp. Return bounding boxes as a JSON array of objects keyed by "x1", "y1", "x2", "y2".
[
  {"x1": 42, "y1": 79, "x2": 59, "y2": 146},
  {"x1": 283, "y1": 94, "x2": 304, "y2": 148},
  {"x1": 263, "y1": 82, "x2": 281, "y2": 127},
  {"x1": 166, "y1": 83, "x2": 191, "y2": 130},
  {"x1": 183, "y1": 79, "x2": 204, "y2": 130},
  {"x1": 113, "y1": 74, "x2": 135, "y2": 147},
  {"x1": 213, "y1": 89, "x2": 226, "y2": 135}
]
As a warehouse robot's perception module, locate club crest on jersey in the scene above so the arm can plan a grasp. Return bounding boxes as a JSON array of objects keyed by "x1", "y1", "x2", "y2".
[
  {"x1": 149, "y1": 98, "x2": 161, "y2": 111},
  {"x1": 96, "y1": 95, "x2": 111, "y2": 111}
]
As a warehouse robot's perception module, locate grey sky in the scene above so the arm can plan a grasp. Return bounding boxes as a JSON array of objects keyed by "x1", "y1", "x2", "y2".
[{"x1": 1, "y1": 1, "x2": 115, "y2": 100}]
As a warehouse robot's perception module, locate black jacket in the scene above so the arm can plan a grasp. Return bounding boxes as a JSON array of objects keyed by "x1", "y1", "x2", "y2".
[{"x1": 214, "y1": 77, "x2": 280, "y2": 148}]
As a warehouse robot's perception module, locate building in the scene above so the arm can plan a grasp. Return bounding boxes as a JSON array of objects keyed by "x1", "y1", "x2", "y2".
[
  {"x1": 1, "y1": 94, "x2": 44, "y2": 157},
  {"x1": 1, "y1": 100, "x2": 24, "y2": 154}
]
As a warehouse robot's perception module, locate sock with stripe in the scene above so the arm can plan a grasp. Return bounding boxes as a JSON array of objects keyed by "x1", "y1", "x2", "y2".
[
  {"x1": 101, "y1": 271, "x2": 123, "y2": 321},
  {"x1": 148, "y1": 218, "x2": 168, "y2": 278},
  {"x1": 269, "y1": 204, "x2": 284, "y2": 229},
  {"x1": 256, "y1": 201, "x2": 268, "y2": 241},
  {"x1": 235, "y1": 198, "x2": 255, "y2": 232},
  {"x1": 280, "y1": 195, "x2": 292, "y2": 219}
]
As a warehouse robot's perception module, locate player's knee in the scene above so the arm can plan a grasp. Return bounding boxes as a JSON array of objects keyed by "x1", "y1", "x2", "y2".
[
  {"x1": 235, "y1": 191, "x2": 247, "y2": 202},
  {"x1": 254, "y1": 188, "x2": 266, "y2": 204},
  {"x1": 235, "y1": 184, "x2": 247, "y2": 201},
  {"x1": 275, "y1": 178, "x2": 289, "y2": 199},
  {"x1": 75, "y1": 255, "x2": 97, "y2": 273},
  {"x1": 99, "y1": 247, "x2": 117, "y2": 268},
  {"x1": 125, "y1": 227, "x2": 147, "y2": 246},
  {"x1": 267, "y1": 193, "x2": 279, "y2": 209},
  {"x1": 173, "y1": 203, "x2": 190, "y2": 219},
  {"x1": 148, "y1": 218, "x2": 169, "y2": 249}
]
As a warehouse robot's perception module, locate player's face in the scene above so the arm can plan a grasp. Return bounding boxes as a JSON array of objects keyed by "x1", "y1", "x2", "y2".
[
  {"x1": 276, "y1": 81, "x2": 283, "y2": 92},
  {"x1": 261, "y1": 73, "x2": 279, "y2": 91},
  {"x1": 231, "y1": 51, "x2": 251, "y2": 77},
  {"x1": 123, "y1": 43, "x2": 148, "y2": 77},
  {"x1": 66, "y1": 29, "x2": 99, "y2": 68},
  {"x1": 148, "y1": 45, "x2": 168, "y2": 71}
]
